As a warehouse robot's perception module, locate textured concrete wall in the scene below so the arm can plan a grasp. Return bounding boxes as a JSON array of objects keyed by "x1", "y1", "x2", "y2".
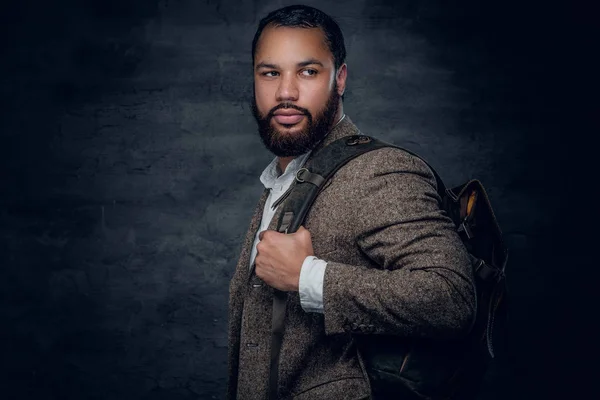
[{"x1": 0, "y1": 0, "x2": 594, "y2": 399}]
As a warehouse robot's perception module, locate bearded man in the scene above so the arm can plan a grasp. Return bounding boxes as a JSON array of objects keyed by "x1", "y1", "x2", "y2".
[{"x1": 227, "y1": 5, "x2": 476, "y2": 400}]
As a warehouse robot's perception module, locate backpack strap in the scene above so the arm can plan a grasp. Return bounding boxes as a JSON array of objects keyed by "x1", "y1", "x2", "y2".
[
  {"x1": 267, "y1": 134, "x2": 444, "y2": 399},
  {"x1": 276, "y1": 135, "x2": 445, "y2": 235}
]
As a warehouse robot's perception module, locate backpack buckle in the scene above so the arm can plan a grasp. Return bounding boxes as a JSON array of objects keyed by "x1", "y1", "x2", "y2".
[
  {"x1": 296, "y1": 168, "x2": 325, "y2": 187},
  {"x1": 346, "y1": 135, "x2": 371, "y2": 146},
  {"x1": 458, "y1": 221, "x2": 474, "y2": 240}
]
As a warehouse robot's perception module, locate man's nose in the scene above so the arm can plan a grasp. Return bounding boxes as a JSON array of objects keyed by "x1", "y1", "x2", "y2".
[{"x1": 276, "y1": 73, "x2": 299, "y2": 102}]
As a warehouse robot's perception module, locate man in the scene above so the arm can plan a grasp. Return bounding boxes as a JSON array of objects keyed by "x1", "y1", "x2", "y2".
[{"x1": 227, "y1": 5, "x2": 476, "y2": 399}]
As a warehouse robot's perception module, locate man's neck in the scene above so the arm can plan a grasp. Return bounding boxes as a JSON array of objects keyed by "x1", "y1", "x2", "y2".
[
  {"x1": 277, "y1": 156, "x2": 294, "y2": 177},
  {"x1": 277, "y1": 109, "x2": 345, "y2": 173}
]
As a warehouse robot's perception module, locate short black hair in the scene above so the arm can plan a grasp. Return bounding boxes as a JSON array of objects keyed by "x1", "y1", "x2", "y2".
[{"x1": 251, "y1": 5, "x2": 346, "y2": 71}]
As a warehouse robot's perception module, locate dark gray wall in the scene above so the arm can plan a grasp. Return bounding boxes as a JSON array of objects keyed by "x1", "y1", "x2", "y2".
[{"x1": 0, "y1": 0, "x2": 595, "y2": 399}]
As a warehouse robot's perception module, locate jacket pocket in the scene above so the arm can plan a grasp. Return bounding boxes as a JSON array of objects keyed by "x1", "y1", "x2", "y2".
[{"x1": 292, "y1": 376, "x2": 369, "y2": 400}]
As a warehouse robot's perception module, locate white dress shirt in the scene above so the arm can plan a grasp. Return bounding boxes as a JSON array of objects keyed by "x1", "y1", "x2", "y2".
[{"x1": 248, "y1": 115, "x2": 346, "y2": 313}]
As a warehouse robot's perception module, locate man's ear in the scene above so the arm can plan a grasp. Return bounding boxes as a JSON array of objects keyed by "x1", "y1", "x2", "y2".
[{"x1": 336, "y1": 64, "x2": 347, "y2": 96}]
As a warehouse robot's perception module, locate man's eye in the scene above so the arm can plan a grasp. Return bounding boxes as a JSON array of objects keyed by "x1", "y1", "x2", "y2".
[
  {"x1": 262, "y1": 71, "x2": 278, "y2": 77},
  {"x1": 302, "y1": 69, "x2": 317, "y2": 76}
]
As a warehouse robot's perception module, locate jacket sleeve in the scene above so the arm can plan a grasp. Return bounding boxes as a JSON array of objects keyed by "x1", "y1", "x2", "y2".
[{"x1": 321, "y1": 148, "x2": 476, "y2": 339}]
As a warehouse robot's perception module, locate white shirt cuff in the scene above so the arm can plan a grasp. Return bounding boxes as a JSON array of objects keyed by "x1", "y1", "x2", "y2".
[{"x1": 299, "y1": 255, "x2": 327, "y2": 313}]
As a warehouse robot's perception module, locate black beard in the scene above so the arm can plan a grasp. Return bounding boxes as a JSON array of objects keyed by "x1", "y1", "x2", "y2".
[{"x1": 251, "y1": 85, "x2": 340, "y2": 157}]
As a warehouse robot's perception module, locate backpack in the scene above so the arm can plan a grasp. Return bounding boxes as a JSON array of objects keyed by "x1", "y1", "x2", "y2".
[{"x1": 268, "y1": 134, "x2": 509, "y2": 400}]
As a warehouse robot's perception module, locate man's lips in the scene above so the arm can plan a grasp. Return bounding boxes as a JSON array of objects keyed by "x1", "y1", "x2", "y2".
[
  {"x1": 273, "y1": 114, "x2": 305, "y2": 125},
  {"x1": 272, "y1": 110, "x2": 306, "y2": 125}
]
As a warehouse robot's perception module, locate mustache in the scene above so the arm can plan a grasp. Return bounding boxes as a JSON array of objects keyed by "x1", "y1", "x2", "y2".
[{"x1": 266, "y1": 103, "x2": 311, "y2": 120}]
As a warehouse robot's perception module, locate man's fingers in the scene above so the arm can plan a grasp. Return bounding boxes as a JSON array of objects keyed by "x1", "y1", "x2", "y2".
[
  {"x1": 296, "y1": 226, "x2": 311, "y2": 241},
  {"x1": 259, "y1": 229, "x2": 285, "y2": 242},
  {"x1": 254, "y1": 259, "x2": 264, "y2": 279},
  {"x1": 259, "y1": 229, "x2": 274, "y2": 241}
]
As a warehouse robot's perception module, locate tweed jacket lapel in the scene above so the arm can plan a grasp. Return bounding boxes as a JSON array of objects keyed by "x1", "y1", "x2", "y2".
[
  {"x1": 235, "y1": 189, "x2": 269, "y2": 285},
  {"x1": 229, "y1": 187, "x2": 269, "y2": 309},
  {"x1": 227, "y1": 188, "x2": 269, "y2": 399}
]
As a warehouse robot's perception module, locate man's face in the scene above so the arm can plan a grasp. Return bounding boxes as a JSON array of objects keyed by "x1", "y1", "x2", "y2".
[{"x1": 252, "y1": 25, "x2": 346, "y2": 157}]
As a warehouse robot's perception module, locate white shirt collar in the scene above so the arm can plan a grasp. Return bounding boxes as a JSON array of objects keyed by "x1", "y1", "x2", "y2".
[{"x1": 260, "y1": 151, "x2": 311, "y2": 189}]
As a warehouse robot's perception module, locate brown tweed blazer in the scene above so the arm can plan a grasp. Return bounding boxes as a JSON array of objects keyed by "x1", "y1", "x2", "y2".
[{"x1": 227, "y1": 117, "x2": 476, "y2": 400}]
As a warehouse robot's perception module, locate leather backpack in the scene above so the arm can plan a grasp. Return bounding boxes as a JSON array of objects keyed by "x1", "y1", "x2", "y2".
[{"x1": 268, "y1": 134, "x2": 509, "y2": 400}]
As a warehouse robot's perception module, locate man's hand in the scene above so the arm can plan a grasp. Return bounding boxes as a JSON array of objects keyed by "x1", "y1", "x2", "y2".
[{"x1": 255, "y1": 226, "x2": 314, "y2": 292}]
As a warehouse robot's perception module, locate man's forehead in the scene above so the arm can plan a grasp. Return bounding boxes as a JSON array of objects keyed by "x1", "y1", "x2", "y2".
[{"x1": 254, "y1": 25, "x2": 333, "y2": 65}]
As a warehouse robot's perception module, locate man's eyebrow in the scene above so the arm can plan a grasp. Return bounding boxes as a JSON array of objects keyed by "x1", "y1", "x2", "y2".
[
  {"x1": 255, "y1": 62, "x2": 278, "y2": 70},
  {"x1": 255, "y1": 59, "x2": 325, "y2": 70},
  {"x1": 298, "y1": 59, "x2": 324, "y2": 68}
]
